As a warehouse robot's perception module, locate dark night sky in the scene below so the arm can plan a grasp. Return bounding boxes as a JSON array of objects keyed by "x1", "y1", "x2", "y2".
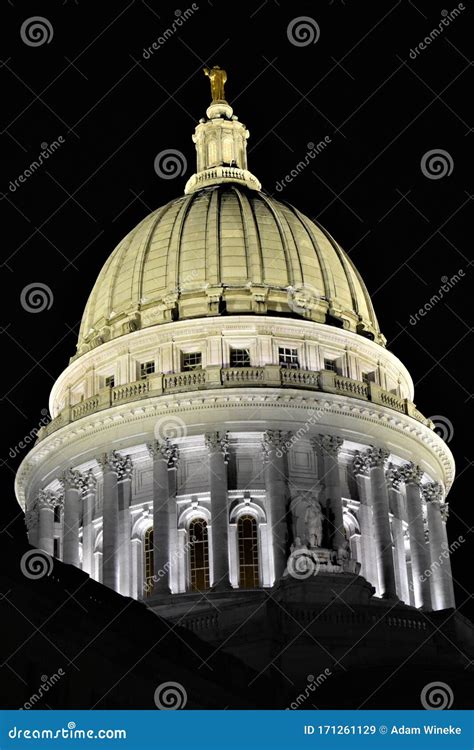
[{"x1": 2, "y1": 0, "x2": 472, "y2": 615}]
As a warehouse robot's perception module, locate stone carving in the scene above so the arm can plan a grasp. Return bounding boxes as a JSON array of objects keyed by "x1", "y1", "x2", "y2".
[
  {"x1": 37, "y1": 488, "x2": 57, "y2": 510},
  {"x1": 352, "y1": 451, "x2": 370, "y2": 477},
  {"x1": 100, "y1": 451, "x2": 122, "y2": 474},
  {"x1": 205, "y1": 431, "x2": 229, "y2": 463},
  {"x1": 440, "y1": 503, "x2": 449, "y2": 522},
  {"x1": 421, "y1": 481, "x2": 444, "y2": 503},
  {"x1": 399, "y1": 462, "x2": 423, "y2": 486},
  {"x1": 60, "y1": 468, "x2": 83, "y2": 491},
  {"x1": 290, "y1": 487, "x2": 324, "y2": 549},
  {"x1": 315, "y1": 434, "x2": 344, "y2": 457},
  {"x1": 385, "y1": 462, "x2": 403, "y2": 490},
  {"x1": 365, "y1": 446, "x2": 389, "y2": 468},
  {"x1": 117, "y1": 455, "x2": 134, "y2": 482},
  {"x1": 147, "y1": 439, "x2": 179, "y2": 468}
]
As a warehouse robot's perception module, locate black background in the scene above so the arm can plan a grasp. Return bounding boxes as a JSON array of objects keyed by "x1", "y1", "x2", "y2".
[{"x1": 2, "y1": 0, "x2": 472, "y2": 618}]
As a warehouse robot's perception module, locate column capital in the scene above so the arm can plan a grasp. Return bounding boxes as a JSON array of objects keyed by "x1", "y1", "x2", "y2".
[
  {"x1": 365, "y1": 446, "x2": 389, "y2": 469},
  {"x1": 440, "y1": 503, "x2": 449, "y2": 522},
  {"x1": 117, "y1": 455, "x2": 134, "y2": 482},
  {"x1": 205, "y1": 431, "x2": 229, "y2": 463},
  {"x1": 100, "y1": 450, "x2": 122, "y2": 474},
  {"x1": 313, "y1": 434, "x2": 344, "y2": 457},
  {"x1": 400, "y1": 461, "x2": 423, "y2": 486},
  {"x1": 147, "y1": 439, "x2": 179, "y2": 467},
  {"x1": 421, "y1": 481, "x2": 445, "y2": 503},
  {"x1": 60, "y1": 468, "x2": 83, "y2": 491},
  {"x1": 81, "y1": 469, "x2": 97, "y2": 495},
  {"x1": 24, "y1": 508, "x2": 38, "y2": 531},
  {"x1": 37, "y1": 488, "x2": 57, "y2": 510},
  {"x1": 385, "y1": 462, "x2": 403, "y2": 490},
  {"x1": 352, "y1": 451, "x2": 370, "y2": 477}
]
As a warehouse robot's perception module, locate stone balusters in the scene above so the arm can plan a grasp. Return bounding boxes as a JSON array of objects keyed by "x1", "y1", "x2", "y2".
[
  {"x1": 262, "y1": 430, "x2": 289, "y2": 582},
  {"x1": 352, "y1": 452, "x2": 379, "y2": 592},
  {"x1": 81, "y1": 470, "x2": 97, "y2": 577},
  {"x1": 61, "y1": 469, "x2": 84, "y2": 567},
  {"x1": 422, "y1": 482, "x2": 455, "y2": 610},
  {"x1": 363, "y1": 447, "x2": 397, "y2": 599},
  {"x1": 312, "y1": 435, "x2": 345, "y2": 553},
  {"x1": 100, "y1": 451, "x2": 123, "y2": 592},
  {"x1": 117, "y1": 456, "x2": 133, "y2": 596},
  {"x1": 36, "y1": 489, "x2": 56, "y2": 556},
  {"x1": 386, "y1": 464, "x2": 410, "y2": 604},
  {"x1": 147, "y1": 440, "x2": 176, "y2": 595},
  {"x1": 400, "y1": 462, "x2": 432, "y2": 610},
  {"x1": 205, "y1": 432, "x2": 230, "y2": 589}
]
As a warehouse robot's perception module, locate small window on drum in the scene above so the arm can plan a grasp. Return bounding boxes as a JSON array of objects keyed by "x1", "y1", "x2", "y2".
[
  {"x1": 230, "y1": 348, "x2": 251, "y2": 367},
  {"x1": 140, "y1": 361, "x2": 155, "y2": 379},
  {"x1": 238, "y1": 515, "x2": 259, "y2": 589},
  {"x1": 323, "y1": 358, "x2": 338, "y2": 373},
  {"x1": 362, "y1": 371, "x2": 376, "y2": 384},
  {"x1": 182, "y1": 352, "x2": 202, "y2": 372},
  {"x1": 105, "y1": 375, "x2": 115, "y2": 388},
  {"x1": 278, "y1": 347, "x2": 299, "y2": 369},
  {"x1": 189, "y1": 518, "x2": 210, "y2": 591}
]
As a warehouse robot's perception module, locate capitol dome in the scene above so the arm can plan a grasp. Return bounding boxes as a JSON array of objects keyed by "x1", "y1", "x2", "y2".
[{"x1": 76, "y1": 154, "x2": 383, "y2": 359}]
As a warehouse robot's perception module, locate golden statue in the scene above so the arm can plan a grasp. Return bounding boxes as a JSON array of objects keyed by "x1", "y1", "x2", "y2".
[{"x1": 203, "y1": 65, "x2": 227, "y2": 102}]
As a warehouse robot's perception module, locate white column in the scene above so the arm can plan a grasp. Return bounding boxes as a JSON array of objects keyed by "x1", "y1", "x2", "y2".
[
  {"x1": 130, "y1": 538, "x2": 142, "y2": 599},
  {"x1": 314, "y1": 435, "x2": 345, "y2": 553},
  {"x1": 386, "y1": 464, "x2": 410, "y2": 604},
  {"x1": 61, "y1": 469, "x2": 83, "y2": 567},
  {"x1": 206, "y1": 432, "x2": 230, "y2": 589},
  {"x1": 365, "y1": 447, "x2": 397, "y2": 600},
  {"x1": 400, "y1": 462, "x2": 432, "y2": 610},
  {"x1": 263, "y1": 430, "x2": 289, "y2": 582},
  {"x1": 118, "y1": 456, "x2": 133, "y2": 596},
  {"x1": 100, "y1": 451, "x2": 121, "y2": 592},
  {"x1": 147, "y1": 440, "x2": 173, "y2": 595},
  {"x1": 352, "y1": 453, "x2": 379, "y2": 591},
  {"x1": 81, "y1": 470, "x2": 97, "y2": 577},
  {"x1": 37, "y1": 490, "x2": 55, "y2": 556},
  {"x1": 423, "y1": 482, "x2": 455, "y2": 610}
]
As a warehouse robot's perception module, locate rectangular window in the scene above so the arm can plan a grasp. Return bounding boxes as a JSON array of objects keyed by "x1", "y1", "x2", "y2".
[
  {"x1": 182, "y1": 352, "x2": 202, "y2": 372},
  {"x1": 53, "y1": 538, "x2": 60, "y2": 558},
  {"x1": 362, "y1": 371, "x2": 376, "y2": 384},
  {"x1": 324, "y1": 358, "x2": 338, "y2": 373},
  {"x1": 54, "y1": 505, "x2": 61, "y2": 523},
  {"x1": 140, "y1": 361, "x2": 155, "y2": 379},
  {"x1": 105, "y1": 375, "x2": 115, "y2": 388},
  {"x1": 278, "y1": 347, "x2": 299, "y2": 369},
  {"x1": 230, "y1": 348, "x2": 251, "y2": 367}
]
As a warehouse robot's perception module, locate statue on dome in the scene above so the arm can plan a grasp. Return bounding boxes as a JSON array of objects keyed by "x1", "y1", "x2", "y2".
[{"x1": 204, "y1": 65, "x2": 227, "y2": 102}]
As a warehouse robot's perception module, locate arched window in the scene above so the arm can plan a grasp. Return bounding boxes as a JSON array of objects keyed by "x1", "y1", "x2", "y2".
[
  {"x1": 189, "y1": 518, "x2": 209, "y2": 591},
  {"x1": 144, "y1": 527, "x2": 154, "y2": 596},
  {"x1": 238, "y1": 515, "x2": 259, "y2": 588}
]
